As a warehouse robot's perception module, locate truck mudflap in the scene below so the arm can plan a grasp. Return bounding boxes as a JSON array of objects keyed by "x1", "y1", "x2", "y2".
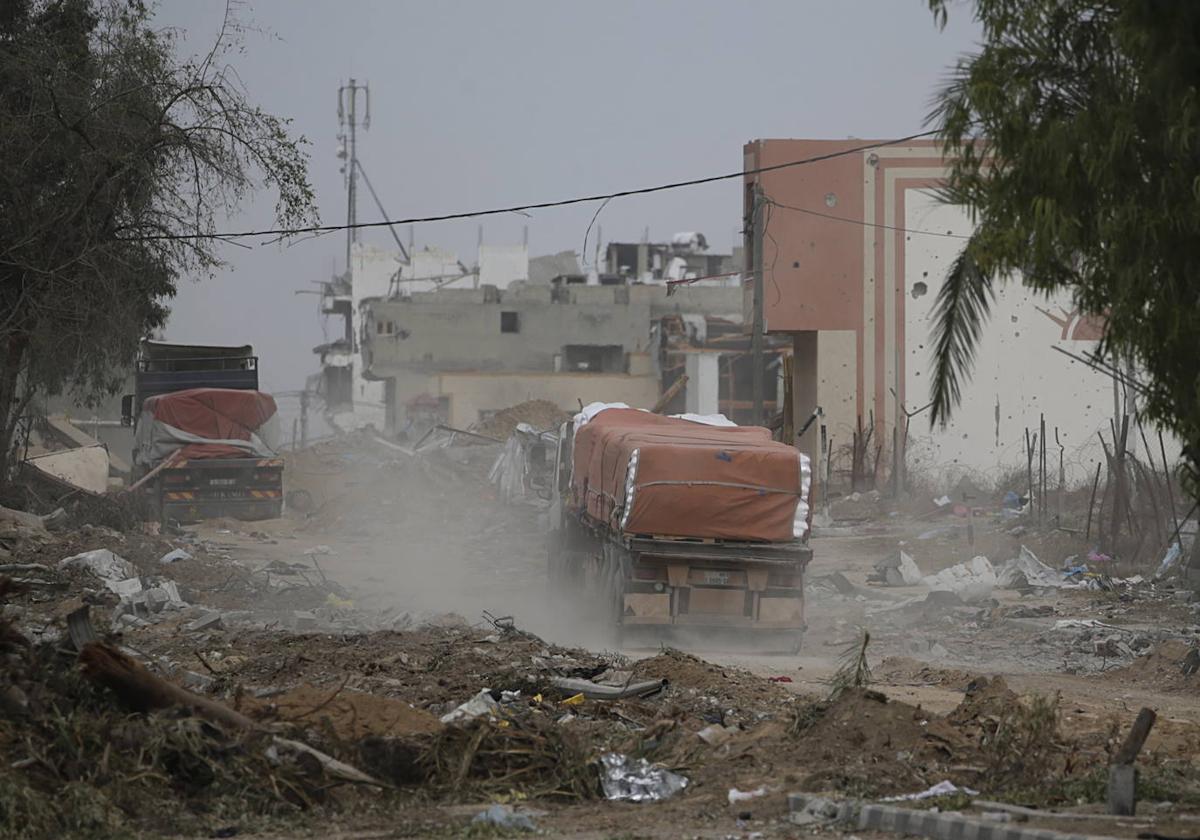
[{"x1": 154, "y1": 458, "x2": 283, "y2": 523}]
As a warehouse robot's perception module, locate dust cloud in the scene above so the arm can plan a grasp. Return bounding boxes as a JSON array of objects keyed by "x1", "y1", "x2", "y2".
[{"x1": 282, "y1": 436, "x2": 613, "y2": 649}]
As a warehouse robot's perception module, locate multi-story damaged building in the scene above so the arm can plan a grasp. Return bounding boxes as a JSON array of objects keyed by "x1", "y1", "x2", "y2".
[
  {"x1": 314, "y1": 242, "x2": 554, "y2": 431},
  {"x1": 605, "y1": 232, "x2": 742, "y2": 284},
  {"x1": 359, "y1": 278, "x2": 785, "y2": 436}
]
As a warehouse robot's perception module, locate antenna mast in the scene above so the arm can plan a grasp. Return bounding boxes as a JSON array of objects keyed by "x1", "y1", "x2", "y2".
[{"x1": 337, "y1": 79, "x2": 370, "y2": 272}]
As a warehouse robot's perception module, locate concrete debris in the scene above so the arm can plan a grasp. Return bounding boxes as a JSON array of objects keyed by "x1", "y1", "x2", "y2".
[
  {"x1": 291, "y1": 610, "x2": 318, "y2": 630},
  {"x1": 185, "y1": 611, "x2": 224, "y2": 633},
  {"x1": 550, "y1": 676, "x2": 666, "y2": 700},
  {"x1": 108, "y1": 577, "x2": 144, "y2": 598},
  {"x1": 729, "y1": 786, "x2": 767, "y2": 804},
  {"x1": 158, "y1": 548, "x2": 192, "y2": 564},
  {"x1": 472, "y1": 804, "x2": 537, "y2": 832},
  {"x1": 923, "y1": 556, "x2": 996, "y2": 603},
  {"x1": 871, "y1": 550, "x2": 923, "y2": 586},
  {"x1": 24, "y1": 444, "x2": 110, "y2": 494},
  {"x1": 881, "y1": 780, "x2": 979, "y2": 801},
  {"x1": 787, "y1": 793, "x2": 855, "y2": 826},
  {"x1": 58, "y1": 548, "x2": 136, "y2": 584},
  {"x1": 599, "y1": 753, "x2": 688, "y2": 802}
]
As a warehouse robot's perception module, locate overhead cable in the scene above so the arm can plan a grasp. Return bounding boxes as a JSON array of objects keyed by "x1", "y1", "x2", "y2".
[{"x1": 125, "y1": 131, "x2": 940, "y2": 243}]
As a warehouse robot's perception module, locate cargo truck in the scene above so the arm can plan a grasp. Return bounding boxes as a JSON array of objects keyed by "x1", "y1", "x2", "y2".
[
  {"x1": 122, "y1": 341, "x2": 284, "y2": 523},
  {"x1": 547, "y1": 405, "x2": 812, "y2": 651}
]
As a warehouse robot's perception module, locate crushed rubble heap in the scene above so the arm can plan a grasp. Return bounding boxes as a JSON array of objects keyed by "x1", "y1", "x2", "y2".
[{"x1": 472, "y1": 399, "x2": 570, "y2": 440}]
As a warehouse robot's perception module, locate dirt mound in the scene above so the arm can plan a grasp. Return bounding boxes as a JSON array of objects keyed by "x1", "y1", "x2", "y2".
[
  {"x1": 788, "y1": 687, "x2": 970, "y2": 793},
  {"x1": 630, "y1": 648, "x2": 793, "y2": 716},
  {"x1": 875, "y1": 656, "x2": 976, "y2": 690},
  {"x1": 947, "y1": 675, "x2": 1021, "y2": 726},
  {"x1": 1107, "y1": 640, "x2": 1200, "y2": 691},
  {"x1": 474, "y1": 399, "x2": 569, "y2": 439},
  {"x1": 249, "y1": 685, "x2": 443, "y2": 740}
]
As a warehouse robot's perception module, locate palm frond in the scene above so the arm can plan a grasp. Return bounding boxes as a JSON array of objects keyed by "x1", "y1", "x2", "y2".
[{"x1": 929, "y1": 241, "x2": 994, "y2": 427}]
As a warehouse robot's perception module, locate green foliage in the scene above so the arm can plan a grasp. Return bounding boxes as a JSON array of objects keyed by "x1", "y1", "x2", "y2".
[
  {"x1": 826, "y1": 628, "x2": 871, "y2": 700},
  {"x1": 925, "y1": 0, "x2": 1200, "y2": 498},
  {"x1": 0, "y1": 0, "x2": 315, "y2": 474}
]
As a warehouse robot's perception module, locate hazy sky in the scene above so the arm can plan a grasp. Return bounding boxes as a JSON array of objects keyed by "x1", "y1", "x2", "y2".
[{"x1": 155, "y1": 0, "x2": 980, "y2": 394}]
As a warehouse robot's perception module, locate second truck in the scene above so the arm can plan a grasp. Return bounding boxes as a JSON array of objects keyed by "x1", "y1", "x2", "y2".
[
  {"x1": 123, "y1": 340, "x2": 284, "y2": 524},
  {"x1": 547, "y1": 405, "x2": 813, "y2": 651}
]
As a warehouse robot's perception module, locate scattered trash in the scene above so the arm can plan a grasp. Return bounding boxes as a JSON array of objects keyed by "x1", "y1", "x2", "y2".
[
  {"x1": 881, "y1": 780, "x2": 979, "y2": 801},
  {"x1": 933, "y1": 495, "x2": 952, "y2": 507},
  {"x1": 767, "y1": 675, "x2": 794, "y2": 683},
  {"x1": 729, "y1": 786, "x2": 767, "y2": 804},
  {"x1": 1002, "y1": 490, "x2": 1023, "y2": 510},
  {"x1": 440, "y1": 688, "x2": 501, "y2": 724},
  {"x1": 996, "y1": 546, "x2": 1063, "y2": 591},
  {"x1": 158, "y1": 548, "x2": 192, "y2": 564},
  {"x1": 1156, "y1": 542, "x2": 1183, "y2": 579},
  {"x1": 599, "y1": 753, "x2": 688, "y2": 802},
  {"x1": 472, "y1": 804, "x2": 536, "y2": 832},
  {"x1": 923, "y1": 556, "x2": 996, "y2": 603}
]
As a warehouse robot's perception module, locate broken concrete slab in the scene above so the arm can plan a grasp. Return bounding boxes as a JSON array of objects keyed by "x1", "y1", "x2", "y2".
[
  {"x1": 185, "y1": 611, "x2": 224, "y2": 633},
  {"x1": 59, "y1": 549, "x2": 136, "y2": 583},
  {"x1": 43, "y1": 415, "x2": 131, "y2": 474},
  {"x1": 24, "y1": 445, "x2": 110, "y2": 494},
  {"x1": 108, "y1": 577, "x2": 144, "y2": 598}
]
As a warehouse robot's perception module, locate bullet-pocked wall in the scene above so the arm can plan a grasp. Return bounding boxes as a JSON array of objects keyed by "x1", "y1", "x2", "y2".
[{"x1": 746, "y1": 138, "x2": 1164, "y2": 486}]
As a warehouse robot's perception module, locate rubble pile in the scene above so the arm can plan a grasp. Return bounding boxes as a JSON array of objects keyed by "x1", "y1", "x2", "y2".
[{"x1": 472, "y1": 398, "x2": 569, "y2": 440}]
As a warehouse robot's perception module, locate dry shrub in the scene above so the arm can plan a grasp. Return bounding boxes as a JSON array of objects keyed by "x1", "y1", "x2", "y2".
[
  {"x1": 981, "y1": 691, "x2": 1063, "y2": 786},
  {"x1": 418, "y1": 714, "x2": 599, "y2": 801}
]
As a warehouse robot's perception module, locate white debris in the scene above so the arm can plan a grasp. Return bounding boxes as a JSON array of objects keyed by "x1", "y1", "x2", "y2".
[
  {"x1": 895, "y1": 551, "x2": 923, "y2": 585},
  {"x1": 158, "y1": 548, "x2": 192, "y2": 564},
  {"x1": 996, "y1": 545, "x2": 1063, "y2": 589},
  {"x1": 440, "y1": 689, "x2": 501, "y2": 724},
  {"x1": 108, "y1": 577, "x2": 144, "y2": 598},
  {"x1": 922, "y1": 556, "x2": 996, "y2": 603},
  {"x1": 729, "y1": 786, "x2": 767, "y2": 804},
  {"x1": 599, "y1": 753, "x2": 688, "y2": 802},
  {"x1": 881, "y1": 780, "x2": 979, "y2": 801},
  {"x1": 59, "y1": 549, "x2": 136, "y2": 583}
]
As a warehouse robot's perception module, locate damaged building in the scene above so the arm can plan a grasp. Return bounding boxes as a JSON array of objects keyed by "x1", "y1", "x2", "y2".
[
  {"x1": 359, "y1": 277, "x2": 785, "y2": 436},
  {"x1": 743, "y1": 137, "x2": 1179, "y2": 488}
]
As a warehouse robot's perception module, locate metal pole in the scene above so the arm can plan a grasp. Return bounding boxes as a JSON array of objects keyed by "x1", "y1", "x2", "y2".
[
  {"x1": 750, "y1": 188, "x2": 765, "y2": 425},
  {"x1": 339, "y1": 79, "x2": 369, "y2": 272},
  {"x1": 300, "y1": 390, "x2": 309, "y2": 449}
]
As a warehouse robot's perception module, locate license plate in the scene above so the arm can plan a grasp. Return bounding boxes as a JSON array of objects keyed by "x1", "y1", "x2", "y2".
[
  {"x1": 209, "y1": 478, "x2": 237, "y2": 486},
  {"x1": 703, "y1": 571, "x2": 730, "y2": 586}
]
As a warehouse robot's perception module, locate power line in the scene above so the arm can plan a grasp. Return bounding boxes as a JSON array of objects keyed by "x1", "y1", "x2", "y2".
[
  {"x1": 765, "y1": 197, "x2": 970, "y2": 240},
  {"x1": 126, "y1": 131, "x2": 939, "y2": 243}
]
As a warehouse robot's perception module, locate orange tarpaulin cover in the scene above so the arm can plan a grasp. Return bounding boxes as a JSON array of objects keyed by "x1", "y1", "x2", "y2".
[
  {"x1": 140, "y1": 388, "x2": 278, "y2": 461},
  {"x1": 570, "y1": 409, "x2": 804, "y2": 542}
]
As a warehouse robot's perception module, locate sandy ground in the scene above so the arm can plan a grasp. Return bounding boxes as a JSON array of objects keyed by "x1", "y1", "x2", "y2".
[{"x1": 188, "y1": 511, "x2": 1200, "y2": 730}]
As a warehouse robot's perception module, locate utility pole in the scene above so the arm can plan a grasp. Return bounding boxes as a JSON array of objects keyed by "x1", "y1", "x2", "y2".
[
  {"x1": 337, "y1": 79, "x2": 370, "y2": 272},
  {"x1": 750, "y1": 186, "x2": 765, "y2": 425},
  {"x1": 299, "y1": 390, "x2": 309, "y2": 449}
]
